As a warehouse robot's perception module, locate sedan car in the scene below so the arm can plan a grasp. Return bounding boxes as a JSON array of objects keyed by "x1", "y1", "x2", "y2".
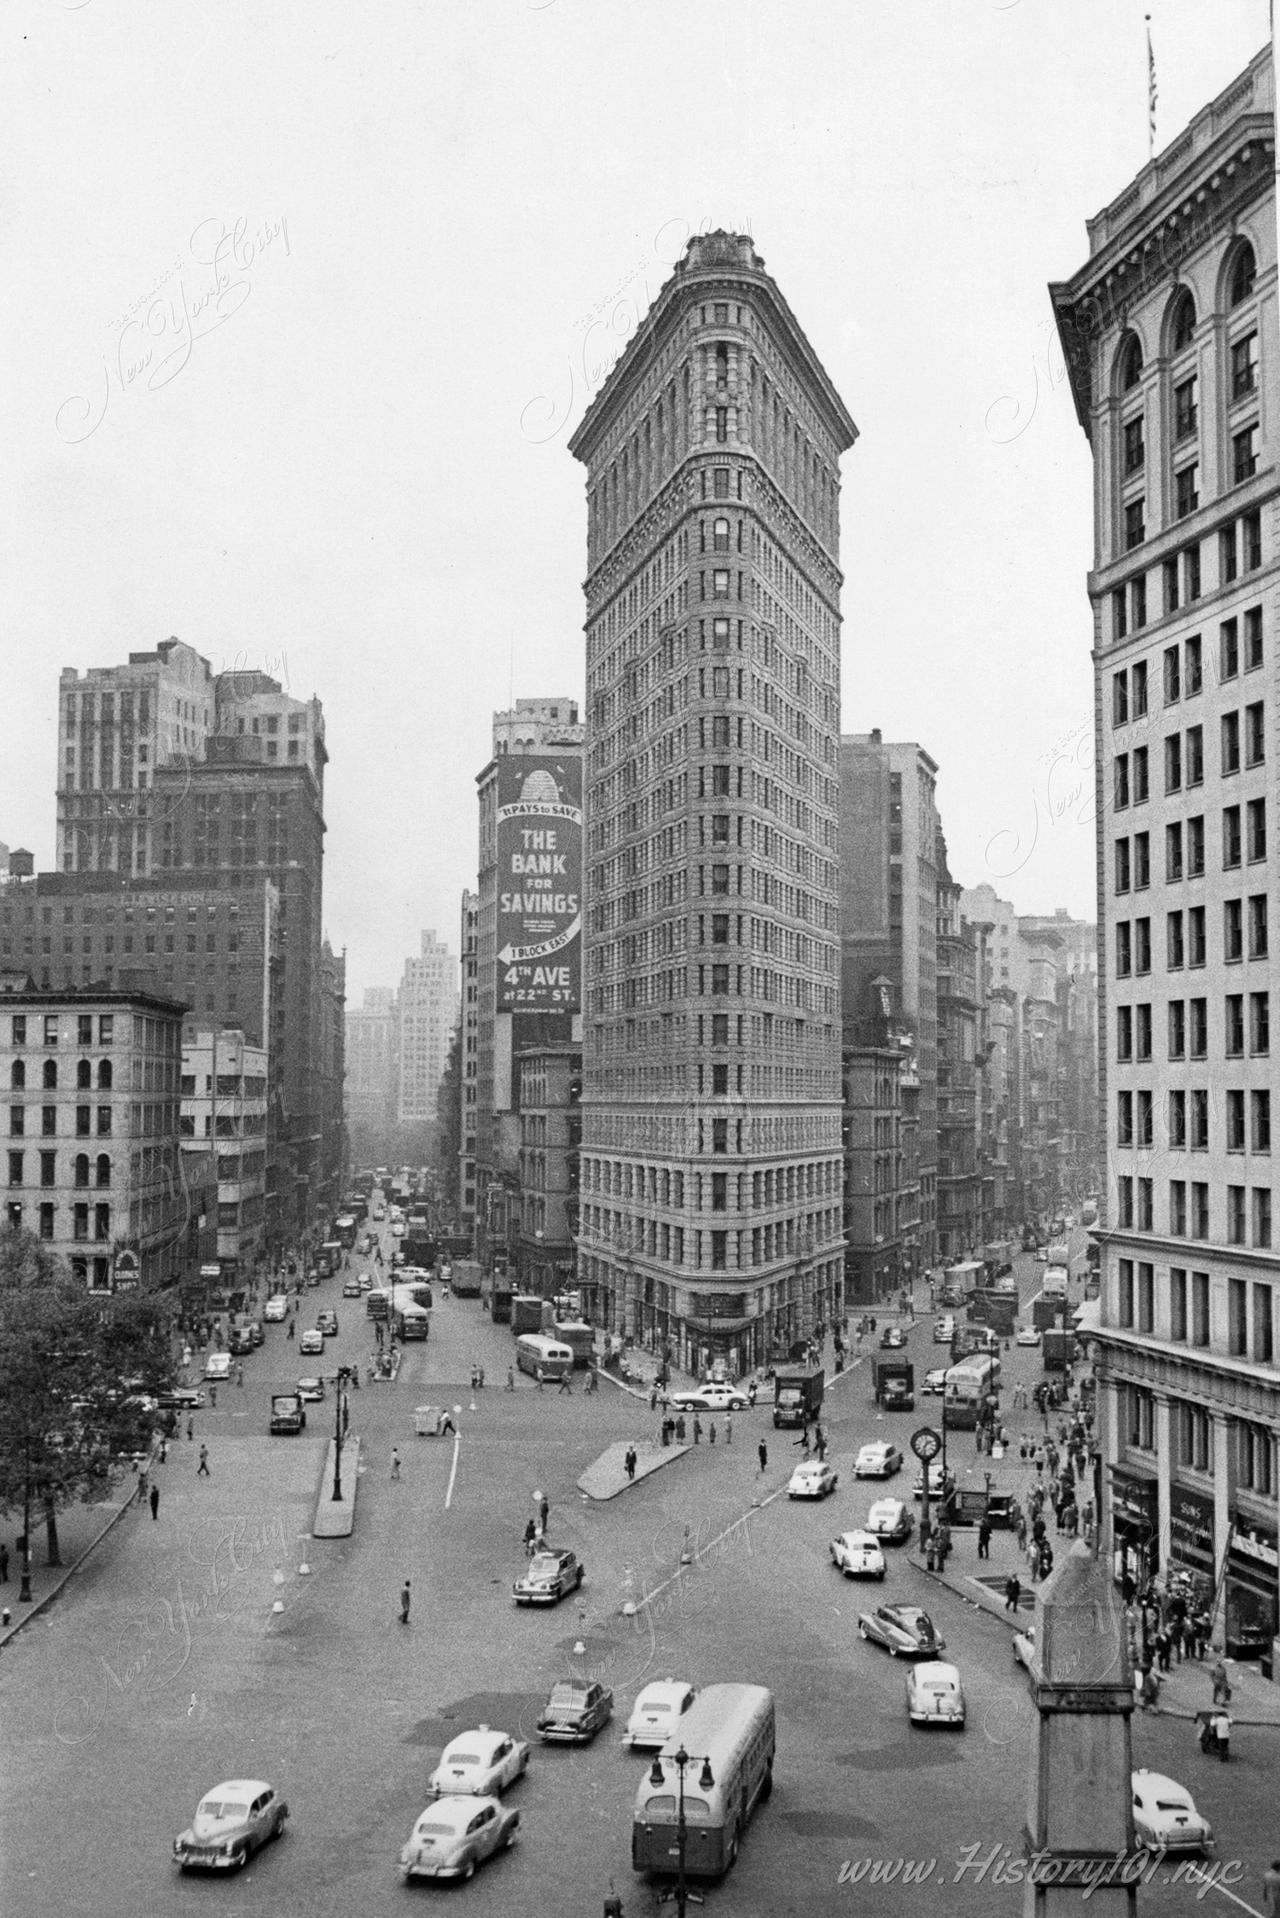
[
  {"x1": 156, "y1": 1385, "x2": 205, "y2": 1412},
  {"x1": 428, "y1": 1727, "x2": 529, "y2": 1799},
  {"x1": 358, "y1": 1272, "x2": 373, "y2": 1290},
  {"x1": 391, "y1": 1221, "x2": 406, "y2": 1237},
  {"x1": 623, "y1": 1680, "x2": 697, "y2": 1750},
  {"x1": 865, "y1": 1498, "x2": 914, "y2": 1544},
  {"x1": 299, "y1": 1328, "x2": 325, "y2": 1355},
  {"x1": 296, "y1": 1376, "x2": 325, "y2": 1403},
  {"x1": 879, "y1": 1325, "x2": 907, "y2": 1349},
  {"x1": 512, "y1": 1548, "x2": 583, "y2": 1605},
  {"x1": 263, "y1": 1296, "x2": 289, "y2": 1323},
  {"x1": 173, "y1": 1778, "x2": 288, "y2": 1871},
  {"x1": 933, "y1": 1316, "x2": 956, "y2": 1344},
  {"x1": 342, "y1": 1277, "x2": 362, "y2": 1298},
  {"x1": 1012, "y1": 1625, "x2": 1037, "y2": 1671},
  {"x1": 854, "y1": 1442, "x2": 903, "y2": 1479},
  {"x1": 858, "y1": 1604, "x2": 945, "y2": 1658},
  {"x1": 787, "y1": 1460, "x2": 839, "y2": 1499},
  {"x1": 316, "y1": 1310, "x2": 338, "y2": 1336},
  {"x1": 399, "y1": 1795, "x2": 518, "y2": 1882},
  {"x1": 1130, "y1": 1771, "x2": 1214, "y2": 1856},
  {"x1": 536, "y1": 1679, "x2": 613, "y2": 1743},
  {"x1": 669, "y1": 1382, "x2": 749, "y2": 1413},
  {"x1": 204, "y1": 1352, "x2": 233, "y2": 1382},
  {"x1": 829, "y1": 1529, "x2": 886, "y2": 1580},
  {"x1": 912, "y1": 1463, "x2": 956, "y2": 1502},
  {"x1": 922, "y1": 1367, "x2": 949, "y2": 1397},
  {"x1": 906, "y1": 1661, "x2": 966, "y2": 1727},
  {"x1": 1015, "y1": 1326, "x2": 1042, "y2": 1347}
]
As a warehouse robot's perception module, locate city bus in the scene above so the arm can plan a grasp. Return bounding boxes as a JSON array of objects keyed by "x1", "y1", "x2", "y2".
[
  {"x1": 514, "y1": 1334, "x2": 574, "y2": 1381},
  {"x1": 632, "y1": 1683, "x2": 774, "y2": 1882},
  {"x1": 393, "y1": 1300, "x2": 431, "y2": 1341},
  {"x1": 315, "y1": 1241, "x2": 343, "y2": 1279},
  {"x1": 334, "y1": 1215, "x2": 358, "y2": 1251},
  {"x1": 942, "y1": 1353, "x2": 1001, "y2": 1428}
]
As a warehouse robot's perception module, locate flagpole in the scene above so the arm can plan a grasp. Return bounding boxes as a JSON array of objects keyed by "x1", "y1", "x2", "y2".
[{"x1": 1146, "y1": 14, "x2": 1157, "y2": 161}]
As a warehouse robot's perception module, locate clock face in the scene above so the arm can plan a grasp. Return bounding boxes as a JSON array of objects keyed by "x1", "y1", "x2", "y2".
[{"x1": 911, "y1": 1426, "x2": 942, "y2": 1463}]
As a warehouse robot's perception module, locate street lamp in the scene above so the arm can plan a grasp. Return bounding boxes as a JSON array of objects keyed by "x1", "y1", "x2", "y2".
[
  {"x1": 330, "y1": 1366, "x2": 352, "y2": 1500},
  {"x1": 18, "y1": 1438, "x2": 33, "y2": 1603},
  {"x1": 649, "y1": 1745, "x2": 714, "y2": 1913}
]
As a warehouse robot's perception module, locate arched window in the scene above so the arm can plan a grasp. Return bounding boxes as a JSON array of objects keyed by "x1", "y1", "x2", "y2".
[
  {"x1": 95, "y1": 1154, "x2": 111, "y2": 1188},
  {"x1": 10, "y1": 1060, "x2": 24, "y2": 1089},
  {"x1": 713, "y1": 517, "x2": 730, "y2": 553},
  {"x1": 1117, "y1": 332, "x2": 1143, "y2": 392},
  {"x1": 74, "y1": 1154, "x2": 90, "y2": 1189},
  {"x1": 42, "y1": 1059, "x2": 57, "y2": 1090},
  {"x1": 76, "y1": 1058, "x2": 91, "y2": 1089},
  {"x1": 97, "y1": 1059, "x2": 112, "y2": 1090},
  {"x1": 1228, "y1": 241, "x2": 1257, "y2": 308},
  {"x1": 1168, "y1": 288, "x2": 1196, "y2": 353}
]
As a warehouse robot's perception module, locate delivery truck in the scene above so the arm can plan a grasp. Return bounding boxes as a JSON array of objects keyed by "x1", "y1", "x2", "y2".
[
  {"x1": 773, "y1": 1363, "x2": 825, "y2": 1429},
  {"x1": 270, "y1": 1392, "x2": 306, "y2": 1435},
  {"x1": 871, "y1": 1356, "x2": 915, "y2": 1411},
  {"x1": 1042, "y1": 1328, "x2": 1076, "y2": 1371},
  {"x1": 512, "y1": 1294, "x2": 545, "y2": 1335},
  {"x1": 450, "y1": 1259, "x2": 484, "y2": 1297}
]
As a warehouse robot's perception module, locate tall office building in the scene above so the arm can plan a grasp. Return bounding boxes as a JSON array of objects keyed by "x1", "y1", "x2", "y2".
[
  {"x1": 346, "y1": 987, "x2": 400, "y2": 1132},
  {"x1": 570, "y1": 231, "x2": 856, "y2": 1374},
  {"x1": 1052, "y1": 45, "x2": 1279, "y2": 1665},
  {"x1": 397, "y1": 931, "x2": 458, "y2": 1127}
]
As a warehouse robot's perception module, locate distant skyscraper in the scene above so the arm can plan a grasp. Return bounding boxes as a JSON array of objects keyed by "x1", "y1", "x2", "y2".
[
  {"x1": 570, "y1": 231, "x2": 856, "y2": 1371},
  {"x1": 346, "y1": 986, "x2": 400, "y2": 1129},
  {"x1": 397, "y1": 931, "x2": 458, "y2": 1126}
]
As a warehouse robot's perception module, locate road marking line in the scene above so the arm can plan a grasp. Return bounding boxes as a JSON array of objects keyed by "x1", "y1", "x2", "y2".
[
  {"x1": 635, "y1": 1486, "x2": 786, "y2": 1613},
  {"x1": 1178, "y1": 1870, "x2": 1263, "y2": 1916},
  {"x1": 444, "y1": 1432, "x2": 461, "y2": 1508}
]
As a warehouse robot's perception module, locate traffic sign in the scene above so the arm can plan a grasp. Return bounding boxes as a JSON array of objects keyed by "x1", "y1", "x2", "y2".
[{"x1": 911, "y1": 1426, "x2": 942, "y2": 1463}]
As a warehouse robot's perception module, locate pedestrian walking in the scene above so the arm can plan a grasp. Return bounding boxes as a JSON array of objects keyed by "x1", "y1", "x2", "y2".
[
  {"x1": 692, "y1": 1416, "x2": 702, "y2": 1445},
  {"x1": 1004, "y1": 1573, "x2": 1022, "y2": 1612},
  {"x1": 649, "y1": 1384, "x2": 659, "y2": 1411},
  {"x1": 758, "y1": 1440, "x2": 768, "y2": 1475},
  {"x1": 1262, "y1": 1860, "x2": 1280, "y2": 1917},
  {"x1": 536, "y1": 1368, "x2": 545, "y2": 1391},
  {"x1": 391, "y1": 1448, "x2": 402, "y2": 1480},
  {"x1": 477, "y1": 1366, "x2": 485, "y2": 1389},
  {"x1": 977, "y1": 1519, "x2": 991, "y2": 1561},
  {"x1": 507, "y1": 1367, "x2": 516, "y2": 1391},
  {"x1": 814, "y1": 1425, "x2": 827, "y2": 1463},
  {"x1": 186, "y1": 1416, "x2": 194, "y2": 1442},
  {"x1": 747, "y1": 1381, "x2": 757, "y2": 1408},
  {"x1": 708, "y1": 1420, "x2": 717, "y2": 1446},
  {"x1": 539, "y1": 1496, "x2": 549, "y2": 1532},
  {"x1": 149, "y1": 1484, "x2": 160, "y2": 1521},
  {"x1": 209, "y1": 1385, "x2": 218, "y2": 1409},
  {"x1": 197, "y1": 1445, "x2": 210, "y2": 1477},
  {"x1": 625, "y1": 1446, "x2": 638, "y2": 1481},
  {"x1": 440, "y1": 1410, "x2": 456, "y2": 1435},
  {"x1": 399, "y1": 1579, "x2": 411, "y2": 1624},
  {"x1": 725, "y1": 1414, "x2": 733, "y2": 1446},
  {"x1": 523, "y1": 1519, "x2": 538, "y2": 1555},
  {"x1": 236, "y1": 1364, "x2": 244, "y2": 1388},
  {"x1": 1211, "y1": 1659, "x2": 1232, "y2": 1706},
  {"x1": 558, "y1": 1371, "x2": 572, "y2": 1394}
]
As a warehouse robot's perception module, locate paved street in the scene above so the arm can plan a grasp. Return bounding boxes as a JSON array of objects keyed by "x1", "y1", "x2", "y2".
[{"x1": 1, "y1": 1236, "x2": 1277, "y2": 1915}]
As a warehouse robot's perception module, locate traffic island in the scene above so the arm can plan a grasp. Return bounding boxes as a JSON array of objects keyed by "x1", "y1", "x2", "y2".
[
  {"x1": 311, "y1": 1436, "x2": 361, "y2": 1537},
  {"x1": 578, "y1": 1440, "x2": 689, "y2": 1500}
]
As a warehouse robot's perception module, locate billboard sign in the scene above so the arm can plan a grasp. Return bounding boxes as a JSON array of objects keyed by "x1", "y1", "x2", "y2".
[{"x1": 496, "y1": 755, "x2": 581, "y2": 1010}]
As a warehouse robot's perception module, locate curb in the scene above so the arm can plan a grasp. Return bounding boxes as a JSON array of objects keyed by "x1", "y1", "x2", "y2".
[
  {"x1": 311, "y1": 1436, "x2": 361, "y2": 1538},
  {"x1": 0, "y1": 1490, "x2": 137, "y2": 1651}
]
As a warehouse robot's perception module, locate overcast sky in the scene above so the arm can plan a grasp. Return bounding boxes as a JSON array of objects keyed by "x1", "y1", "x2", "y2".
[{"x1": 3, "y1": 0, "x2": 1270, "y2": 1001}]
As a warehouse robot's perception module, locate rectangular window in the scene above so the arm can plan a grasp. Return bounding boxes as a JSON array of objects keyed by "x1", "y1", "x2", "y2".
[
  {"x1": 1191, "y1": 1271, "x2": 1210, "y2": 1345},
  {"x1": 76, "y1": 1013, "x2": 92, "y2": 1046},
  {"x1": 1228, "y1": 1275, "x2": 1248, "y2": 1347},
  {"x1": 1223, "y1": 805, "x2": 1242, "y2": 868},
  {"x1": 1137, "y1": 1259, "x2": 1154, "y2": 1324},
  {"x1": 1251, "y1": 1088, "x2": 1270, "y2": 1152},
  {"x1": 1244, "y1": 510, "x2": 1262, "y2": 569},
  {"x1": 1252, "y1": 1286, "x2": 1274, "y2": 1362},
  {"x1": 1115, "y1": 922, "x2": 1132, "y2": 978},
  {"x1": 1232, "y1": 424, "x2": 1258, "y2": 485},
  {"x1": 1231, "y1": 331, "x2": 1258, "y2": 399},
  {"x1": 1125, "y1": 499, "x2": 1145, "y2": 550},
  {"x1": 1163, "y1": 646, "x2": 1181, "y2": 704},
  {"x1": 1249, "y1": 893, "x2": 1268, "y2": 959},
  {"x1": 1115, "y1": 839, "x2": 1131, "y2": 894},
  {"x1": 1187, "y1": 814, "x2": 1205, "y2": 876},
  {"x1": 1187, "y1": 906, "x2": 1205, "y2": 967},
  {"x1": 1135, "y1": 1003, "x2": 1151, "y2": 1060},
  {"x1": 1166, "y1": 910, "x2": 1184, "y2": 969},
  {"x1": 39, "y1": 1150, "x2": 55, "y2": 1187},
  {"x1": 1247, "y1": 797, "x2": 1267, "y2": 862},
  {"x1": 1186, "y1": 725, "x2": 1204, "y2": 786},
  {"x1": 1174, "y1": 374, "x2": 1198, "y2": 440},
  {"x1": 1184, "y1": 634, "x2": 1202, "y2": 694},
  {"x1": 1113, "y1": 591, "x2": 1128, "y2": 643},
  {"x1": 1223, "y1": 711, "x2": 1241, "y2": 774},
  {"x1": 1170, "y1": 1267, "x2": 1188, "y2": 1339},
  {"x1": 1190, "y1": 1089, "x2": 1209, "y2": 1150},
  {"x1": 1113, "y1": 671, "x2": 1129, "y2": 725},
  {"x1": 1132, "y1": 745, "x2": 1148, "y2": 801},
  {"x1": 1117, "y1": 1090, "x2": 1134, "y2": 1146},
  {"x1": 1225, "y1": 899, "x2": 1244, "y2": 962},
  {"x1": 1227, "y1": 1088, "x2": 1246, "y2": 1151},
  {"x1": 1191, "y1": 1182, "x2": 1209, "y2": 1239},
  {"x1": 1118, "y1": 1178, "x2": 1134, "y2": 1229},
  {"x1": 38, "y1": 1202, "x2": 54, "y2": 1241},
  {"x1": 1136, "y1": 1090, "x2": 1153, "y2": 1148},
  {"x1": 1164, "y1": 556, "x2": 1180, "y2": 614},
  {"x1": 1221, "y1": 619, "x2": 1240, "y2": 679},
  {"x1": 1175, "y1": 464, "x2": 1199, "y2": 518},
  {"x1": 1115, "y1": 754, "x2": 1130, "y2": 809},
  {"x1": 1245, "y1": 701, "x2": 1265, "y2": 766},
  {"x1": 1116, "y1": 1006, "x2": 1133, "y2": 1061},
  {"x1": 1168, "y1": 999, "x2": 1185, "y2": 1059},
  {"x1": 1169, "y1": 1095, "x2": 1186, "y2": 1149},
  {"x1": 7, "y1": 1150, "x2": 22, "y2": 1185},
  {"x1": 1123, "y1": 415, "x2": 1145, "y2": 474},
  {"x1": 76, "y1": 1106, "x2": 90, "y2": 1137},
  {"x1": 1244, "y1": 606, "x2": 1263, "y2": 671},
  {"x1": 1131, "y1": 577, "x2": 1148, "y2": 629},
  {"x1": 1132, "y1": 661, "x2": 1148, "y2": 717},
  {"x1": 1184, "y1": 544, "x2": 1201, "y2": 601},
  {"x1": 1117, "y1": 1257, "x2": 1134, "y2": 1324},
  {"x1": 1165, "y1": 821, "x2": 1183, "y2": 881},
  {"x1": 1221, "y1": 523, "x2": 1239, "y2": 584},
  {"x1": 1225, "y1": 994, "x2": 1245, "y2": 1056},
  {"x1": 1189, "y1": 998, "x2": 1208, "y2": 1058},
  {"x1": 1254, "y1": 1188, "x2": 1273, "y2": 1249},
  {"x1": 1135, "y1": 918, "x2": 1151, "y2": 974},
  {"x1": 1250, "y1": 990, "x2": 1270, "y2": 1055},
  {"x1": 1133, "y1": 831, "x2": 1149, "y2": 889},
  {"x1": 1164, "y1": 735, "x2": 1181, "y2": 793}
]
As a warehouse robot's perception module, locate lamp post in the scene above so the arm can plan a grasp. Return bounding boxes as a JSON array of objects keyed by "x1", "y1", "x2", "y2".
[
  {"x1": 649, "y1": 1745, "x2": 714, "y2": 1913},
  {"x1": 330, "y1": 1366, "x2": 351, "y2": 1500},
  {"x1": 18, "y1": 1439, "x2": 33, "y2": 1603}
]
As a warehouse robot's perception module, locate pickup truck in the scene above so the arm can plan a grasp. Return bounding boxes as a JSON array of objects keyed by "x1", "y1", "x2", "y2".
[{"x1": 270, "y1": 1393, "x2": 306, "y2": 1435}]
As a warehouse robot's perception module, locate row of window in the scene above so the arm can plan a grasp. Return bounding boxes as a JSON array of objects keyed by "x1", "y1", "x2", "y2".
[
  {"x1": 6, "y1": 1151, "x2": 112, "y2": 1186},
  {"x1": 10, "y1": 1105, "x2": 113, "y2": 1137},
  {"x1": 1123, "y1": 1386, "x2": 1274, "y2": 1493},
  {"x1": 1117, "y1": 1257, "x2": 1275, "y2": 1368},
  {"x1": 1115, "y1": 897, "x2": 1269, "y2": 974},
  {"x1": 8, "y1": 1058, "x2": 113, "y2": 1090},
  {"x1": 3, "y1": 1199, "x2": 111, "y2": 1240},
  {"x1": 1117, "y1": 1086, "x2": 1271, "y2": 1152},
  {"x1": 9, "y1": 1013, "x2": 115, "y2": 1047},
  {"x1": 1116, "y1": 991, "x2": 1269, "y2": 1060},
  {"x1": 1114, "y1": 800, "x2": 1266, "y2": 890},
  {"x1": 1115, "y1": 1179, "x2": 1272, "y2": 1248},
  {"x1": 1113, "y1": 516, "x2": 1262, "y2": 639},
  {"x1": 1113, "y1": 610, "x2": 1263, "y2": 718},
  {"x1": 1114, "y1": 705, "x2": 1264, "y2": 805}
]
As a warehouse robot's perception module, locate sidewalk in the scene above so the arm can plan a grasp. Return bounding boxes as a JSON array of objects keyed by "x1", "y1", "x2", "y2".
[
  {"x1": 578, "y1": 1440, "x2": 690, "y2": 1500},
  {"x1": 0, "y1": 1478, "x2": 141, "y2": 1649}
]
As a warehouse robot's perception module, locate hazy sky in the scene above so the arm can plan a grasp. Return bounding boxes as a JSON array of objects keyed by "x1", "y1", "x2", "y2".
[{"x1": 3, "y1": 0, "x2": 1270, "y2": 1001}]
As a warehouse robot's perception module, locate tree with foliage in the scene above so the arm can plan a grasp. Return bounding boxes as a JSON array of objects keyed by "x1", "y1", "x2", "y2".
[{"x1": 0, "y1": 1228, "x2": 173, "y2": 1575}]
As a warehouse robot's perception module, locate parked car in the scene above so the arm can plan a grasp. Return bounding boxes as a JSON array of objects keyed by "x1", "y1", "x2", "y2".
[
  {"x1": 787, "y1": 1460, "x2": 839, "y2": 1499},
  {"x1": 173, "y1": 1778, "x2": 287, "y2": 1871},
  {"x1": 858, "y1": 1604, "x2": 945, "y2": 1658},
  {"x1": 299, "y1": 1329, "x2": 325, "y2": 1355},
  {"x1": 428, "y1": 1728, "x2": 529, "y2": 1799},
  {"x1": 829, "y1": 1530, "x2": 886, "y2": 1580},
  {"x1": 623, "y1": 1681, "x2": 697, "y2": 1750},
  {"x1": 879, "y1": 1325, "x2": 907, "y2": 1349},
  {"x1": 1130, "y1": 1770, "x2": 1214, "y2": 1855},
  {"x1": 854, "y1": 1443, "x2": 903, "y2": 1479},
  {"x1": 399, "y1": 1795, "x2": 518, "y2": 1882},
  {"x1": 156, "y1": 1385, "x2": 205, "y2": 1412},
  {"x1": 668, "y1": 1382, "x2": 749, "y2": 1413},
  {"x1": 865, "y1": 1498, "x2": 914, "y2": 1544},
  {"x1": 906, "y1": 1661, "x2": 966, "y2": 1727},
  {"x1": 296, "y1": 1377, "x2": 325, "y2": 1403},
  {"x1": 512, "y1": 1548, "x2": 583, "y2": 1606},
  {"x1": 536, "y1": 1679, "x2": 613, "y2": 1743}
]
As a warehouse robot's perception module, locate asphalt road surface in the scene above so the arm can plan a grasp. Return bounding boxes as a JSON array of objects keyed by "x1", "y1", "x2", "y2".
[{"x1": 0, "y1": 1241, "x2": 1274, "y2": 1915}]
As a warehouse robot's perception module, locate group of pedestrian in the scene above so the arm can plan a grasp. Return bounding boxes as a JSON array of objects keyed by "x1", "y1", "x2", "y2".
[{"x1": 469, "y1": 1363, "x2": 486, "y2": 1390}]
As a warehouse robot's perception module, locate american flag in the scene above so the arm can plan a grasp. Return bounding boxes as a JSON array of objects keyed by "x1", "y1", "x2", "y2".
[{"x1": 1146, "y1": 15, "x2": 1158, "y2": 158}]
